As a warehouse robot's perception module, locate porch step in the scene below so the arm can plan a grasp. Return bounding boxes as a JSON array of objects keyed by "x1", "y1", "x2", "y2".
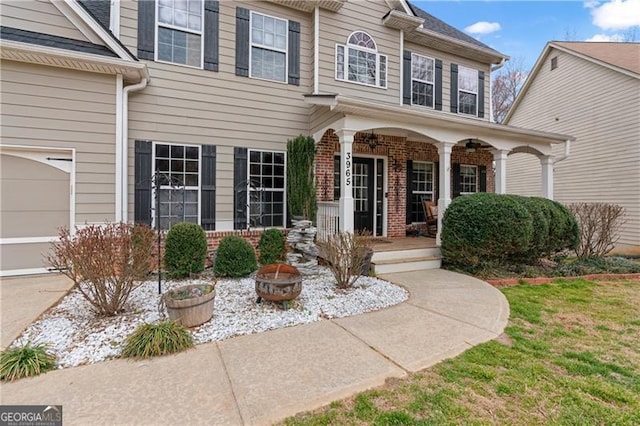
[
  {"x1": 373, "y1": 255, "x2": 442, "y2": 274},
  {"x1": 371, "y1": 247, "x2": 441, "y2": 263}
]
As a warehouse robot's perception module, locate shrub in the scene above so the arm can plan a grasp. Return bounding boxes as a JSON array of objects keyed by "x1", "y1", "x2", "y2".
[
  {"x1": 552, "y1": 256, "x2": 640, "y2": 277},
  {"x1": 287, "y1": 135, "x2": 317, "y2": 221},
  {"x1": 121, "y1": 321, "x2": 194, "y2": 359},
  {"x1": 568, "y1": 203, "x2": 626, "y2": 259},
  {"x1": 441, "y1": 193, "x2": 533, "y2": 267},
  {"x1": 47, "y1": 222, "x2": 155, "y2": 316},
  {"x1": 508, "y1": 195, "x2": 549, "y2": 262},
  {"x1": 536, "y1": 199, "x2": 579, "y2": 256},
  {"x1": 214, "y1": 236, "x2": 258, "y2": 277},
  {"x1": 164, "y1": 222, "x2": 208, "y2": 278},
  {"x1": 316, "y1": 231, "x2": 374, "y2": 289},
  {"x1": 258, "y1": 228, "x2": 286, "y2": 265},
  {"x1": 0, "y1": 343, "x2": 56, "y2": 381}
]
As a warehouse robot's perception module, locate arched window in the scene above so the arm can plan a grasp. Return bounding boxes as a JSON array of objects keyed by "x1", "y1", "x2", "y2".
[{"x1": 336, "y1": 31, "x2": 387, "y2": 88}]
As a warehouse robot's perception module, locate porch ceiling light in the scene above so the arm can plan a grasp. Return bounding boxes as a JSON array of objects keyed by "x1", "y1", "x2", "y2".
[
  {"x1": 465, "y1": 139, "x2": 477, "y2": 153},
  {"x1": 365, "y1": 132, "x2": 379, "y2": 151}
]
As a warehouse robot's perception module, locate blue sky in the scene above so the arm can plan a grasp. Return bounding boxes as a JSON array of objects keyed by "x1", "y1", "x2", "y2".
[{"x1": 411, "y1": 0, "x2": 640, "y2": 71}]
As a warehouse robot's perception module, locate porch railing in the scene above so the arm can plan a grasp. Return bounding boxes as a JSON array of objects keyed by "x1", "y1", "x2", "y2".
[{"x1": 316, "y1": 201, "x2": 340, "y2": 240}]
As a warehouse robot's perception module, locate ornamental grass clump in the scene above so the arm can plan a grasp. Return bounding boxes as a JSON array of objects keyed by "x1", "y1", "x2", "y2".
[
  {"x1": 47, "y1": 222, "x2": 155, "y2": 316},
  {"x1": 121, "y1": 321, "x2": 194, "y2": 359},
  {"x1": 0, "y1": 342, "x2": 56, "y2": 381},
  {"x1": 164, "y1": 222, "x2": 208, "y2": 278}
]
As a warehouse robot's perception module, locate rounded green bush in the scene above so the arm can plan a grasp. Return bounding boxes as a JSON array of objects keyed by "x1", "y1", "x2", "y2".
[
  {"x1": 441, "y1": 193, "x2": 533, "y2": 267},
  {"x1": 508, "y1": 195, "x2": 549, "y2": 261},
  {"x1": 214, "y1": 235, "x2": 257, "y2": 277},
  {"x1": 533, "y1": 198, "x2": 580, "y2": 256},
  {"x1": 258, "y1": 228, "x2": 285, "y2": 265},
  {"x1": 164, "y1": 222, "x2": 208, "y2": 278}
]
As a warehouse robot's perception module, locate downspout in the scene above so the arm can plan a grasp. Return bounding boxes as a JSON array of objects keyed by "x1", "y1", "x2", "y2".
[
  {"x1": 553, "y1": 140, "x2": 571, "y2": 164},
  {"x1": 399, "y1": 29, "x2": 404, "y2": 106},
  {"x1": 121, "y1": 77, "x2": 149, "y2": 222},
  {"x1": 313, "y1": 6, "x2": 319, "y2": 94},
  {"x1": 489, "y1": 58, "x2": 506, "y2": 123}
]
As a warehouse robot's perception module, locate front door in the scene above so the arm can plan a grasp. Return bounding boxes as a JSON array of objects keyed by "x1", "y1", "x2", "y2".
[{"x1": 353, "y1": 157, "x2": 375, "y2": 233}]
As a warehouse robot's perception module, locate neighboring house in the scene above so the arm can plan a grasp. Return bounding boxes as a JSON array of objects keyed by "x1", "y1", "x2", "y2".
[
  {"x1": 0, "y1": 0, "x2": 572, "y2": 276},
  {"x1": 505, "y1": 42, "x2": 640, "y2": 253}
]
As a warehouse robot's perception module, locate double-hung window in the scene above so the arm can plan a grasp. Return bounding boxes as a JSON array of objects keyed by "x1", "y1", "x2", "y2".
[
  {"x1": 157, "y1": 0, "x2": 203, "y2": 67},
  {"x1": 458, "y1": 66, "x2": 478, "y2": 115},
  {"x1": 154, "y1": 143, "x2": 200, "y2": 230},
  {"x1": 250, "y1": 11, "x2": 288, "y2": 82},
  {"x1": 459, "y1": 164, "x2": 478, "y2": 194},
  {"x1": 248, "y1": 150, "x2": 286, "y2": 227},
  {"x1": 410, "y1": 162, "x2": 434, "y2": 222},
  {"x1": 411, "y1": 53, "x2": 435, "y2": 108},
  {"x1": 336, "y1": 31, "x2": 387, "y2": 88}
]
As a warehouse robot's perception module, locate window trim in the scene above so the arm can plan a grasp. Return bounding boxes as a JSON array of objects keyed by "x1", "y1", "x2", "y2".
[
  {"x1": 335, "y1": 31, "x2": 387, "y2": 89},
  {"x1": 154, "y1": 0, "x2": 205, "y2": 69},
  {"x1": 248, "y1": 10, "x2": 289, "y2": 84},
  {"x1": 457, "y1": 65, "x2": 478, "y2": 116},
  {"x1": 246, "y1": 149, "x2": 287, "y2": 229},
  {"x1": 410, "y1": 53, "x2": 435, "y2": 109},
  {"x1": 410, "y1": 161, "x2": 434, "y2": 223},
  {"x1": 151, "y1": 142, "x2": 202, "y2": 229},
  {"x1": 459, "y1": 164, "x2": 478, "y2": 195}
]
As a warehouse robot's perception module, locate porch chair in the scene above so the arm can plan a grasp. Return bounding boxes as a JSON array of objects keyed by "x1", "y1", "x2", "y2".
[{"x1": 421, "y1": 200, "x2": 438, "y2": 238}]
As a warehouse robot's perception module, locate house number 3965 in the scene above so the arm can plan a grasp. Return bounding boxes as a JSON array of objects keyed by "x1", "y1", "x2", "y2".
[{"x1": 345, "y1": 152, "x2": 352, "y2": 186}]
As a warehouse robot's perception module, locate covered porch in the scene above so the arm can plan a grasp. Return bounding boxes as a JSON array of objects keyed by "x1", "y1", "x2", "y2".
[{"x1": 307, "y1": 95, "x2": 574, "y2": 245}]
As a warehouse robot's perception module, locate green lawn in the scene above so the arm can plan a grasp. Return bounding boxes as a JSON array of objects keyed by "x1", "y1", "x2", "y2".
[{"x1": 284, "y1": 279, "x2": 640, "y2": 425}]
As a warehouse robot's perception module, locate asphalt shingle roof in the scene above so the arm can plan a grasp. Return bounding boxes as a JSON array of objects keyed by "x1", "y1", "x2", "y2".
[
  {"x1": 78, "y1": 0, "x2": 111, "y2": 30},
  {"x1": 0, "y1": 26, "x2": 118, "y2": 57},
  {"x1": 553, "y1": 41, "x2": 640, "y2": 74}
]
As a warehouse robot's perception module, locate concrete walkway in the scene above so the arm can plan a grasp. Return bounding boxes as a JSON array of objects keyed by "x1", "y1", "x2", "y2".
[{"x1": 0, "y1": 269, "x2": 509, "y2": 426}]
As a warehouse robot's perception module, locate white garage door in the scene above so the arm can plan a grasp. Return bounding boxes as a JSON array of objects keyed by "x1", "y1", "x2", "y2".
[{"x1": 0, "y1": 151, "x2": 71, "y2": 276}]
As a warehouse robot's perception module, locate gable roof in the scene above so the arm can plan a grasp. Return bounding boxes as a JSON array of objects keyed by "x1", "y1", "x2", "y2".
[
  {"x1": 406, "y1": 1, "x2": 500, "y2": 54},
  {"x1": 504, "y1": 41, "x2": 639, "y2": 124},
  {"x1": 552, "y1": 41, "x2": 640, "y2": 75}
]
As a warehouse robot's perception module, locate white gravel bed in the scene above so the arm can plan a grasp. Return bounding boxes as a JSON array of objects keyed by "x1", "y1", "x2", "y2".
[{"x1": 13, "y1": 267, "x2": 408, "y2": 368}]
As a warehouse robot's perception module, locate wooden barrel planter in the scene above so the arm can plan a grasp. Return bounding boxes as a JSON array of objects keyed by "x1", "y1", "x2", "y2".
[
  {"x1": 255, "y1": 264, "x2": 302, "y2": 303},
  {"x1": 162, "y1": 284, "x2": 216, "y2": 327}
]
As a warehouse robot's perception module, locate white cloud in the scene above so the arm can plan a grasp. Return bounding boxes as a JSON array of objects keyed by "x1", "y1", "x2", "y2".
[
  {"x1": 583, "y1": 0, "x2": 600, "y2": 8},
  {"x1": 588, "y1": 0, "x2": 640, "y2": 30},
  {"x1": 464, "y1": 21, "x2": 501, "y2": 35},
  {"x1": 585, "y1": 33, "x2": 624, "y2": 41}
]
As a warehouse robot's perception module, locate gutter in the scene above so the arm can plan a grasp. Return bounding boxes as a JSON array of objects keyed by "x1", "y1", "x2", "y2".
[{"x1": 121, "y1": 77, "x2": 149, "y2": 222}]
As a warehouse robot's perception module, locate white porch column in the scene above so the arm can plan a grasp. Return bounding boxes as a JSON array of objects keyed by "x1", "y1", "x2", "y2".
[
  {"x1": 336, "y1": 129, "x2": 356, "y2": 233},
  {"x1": 541, "y1": 155, "x2": 554, "y2": 199},
  {"x1": 492, "y1": 149, "x2": 509, "y2": 194},
  {"x1": 436, "y1": 142, "x2": 455, "y2": 245}
]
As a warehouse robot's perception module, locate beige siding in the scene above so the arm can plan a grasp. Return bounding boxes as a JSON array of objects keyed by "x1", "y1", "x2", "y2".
[
  {"x1": 1, "y1": 61, "x2": 117, "y2": 224},
  {"x1": 120, "y1": 1, "x2": 312, "y2": 223},
  {"x1": 317, "y1": 0, "x2": 400, "y2": 105},
  {"x1": 0, "y1": 0, "x2": 91, "y2": 42},
  {"x1": 404, "y1": 41, "x2": 491, "y2": 121},
  {"x1": 507, "y1": 48, "x2": 640, "y2": 247}
]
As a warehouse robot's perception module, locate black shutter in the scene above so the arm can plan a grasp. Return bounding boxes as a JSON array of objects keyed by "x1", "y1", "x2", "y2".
[
  {"x1": 433, "y1": 162, "x2": 440, "y2": 203},
  {"x1": 234, "y1": 148, "x2": 248, "y2": 229},
  {"x1": 453, "y1": 163, "x2": 461, "y2": 198},
  {"x1": 477, "y1": 71, "x2": 485, "y2": 118},
  {"x1": 235, "y1": 7, "x2": 250, "y2": 77},
  {"x1": 406, "y1": 160, "x2": 413, "y2": 224},
  {"x1": 134, "y1": 140, "x2": 153, "y2": 225},
  {"x1": 203, "y1": 1, "x2": 219, "y2": 71},
  {"x1": 450, "y1": 63, "x2": 458, "y2": 113},
  {"x1": 288, "y1": 20, "x2": 300, "y2": 85},
  {"x1": 201, "y1": 145, "x2": 216, "y2": 230},
  {"x1": 479, "y1": 165, "x2": 487, "y2": 192},
  {"x1": 137, "y1": 0, "x2": 155, "y2": 60},
  {"x1": 435, "y1": 59, "x2": 443, "y2": 111},
  {"x1": 403, "y1": 50, "x2": 412, "y2": 105}
]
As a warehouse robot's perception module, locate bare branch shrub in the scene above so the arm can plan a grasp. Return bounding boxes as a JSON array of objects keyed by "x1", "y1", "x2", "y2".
[
  {"x1": 316, "y1": 231, "x2": 374, "y2": 289},
  {"x1": 47, "y1": 222, "x2": 155, "y2": 316},
  {"x1": 567, "y1": 203, "x2": 626, "y2": 259}
]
